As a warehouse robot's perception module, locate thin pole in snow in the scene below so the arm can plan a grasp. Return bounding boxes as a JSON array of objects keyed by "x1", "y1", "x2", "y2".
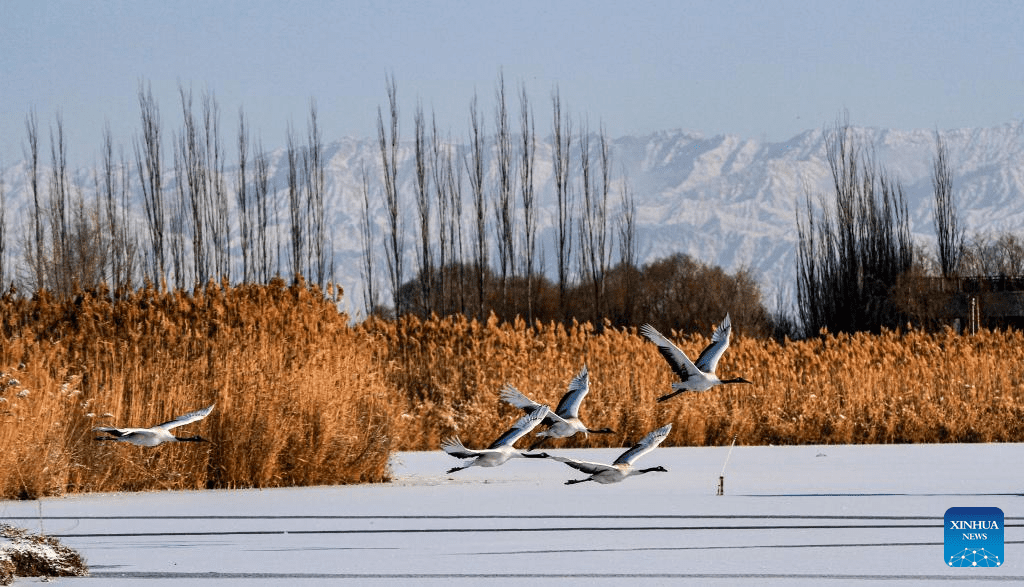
[{"x1": 717, "y1": 434, "x2": 738, "y2": 496}]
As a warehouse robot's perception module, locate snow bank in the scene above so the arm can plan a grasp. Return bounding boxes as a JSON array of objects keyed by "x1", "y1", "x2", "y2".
[{"x1": 0, "y1": 524, "x2": 87, "y2": 585}]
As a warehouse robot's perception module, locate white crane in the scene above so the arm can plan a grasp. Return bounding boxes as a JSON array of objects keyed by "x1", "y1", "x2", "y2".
[
  {"x1": 549, "y1": 423, "x2": 672, "y2": 484},
  {"x1": 93, "y1": 404, "x2": 214, "y2": 447},
  {"x1": 441, "y1": 406, "x2": 552, "y2": 474},
  {"x1": 500, "y1": 364, "x2": 614, "y2": 450},
  {"x1": 640, "y1": 314, "x2": 751, "y2": 402}
]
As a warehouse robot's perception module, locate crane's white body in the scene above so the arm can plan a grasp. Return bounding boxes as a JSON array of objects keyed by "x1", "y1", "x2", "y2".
[
  {"x1": 441, "y1": 406, "x2": 551, "y2": 473},
  {"x1": 550, "y1": 423, "x2": 672, "y2": 484},
  {"x1": 500, "y1": 364, "x2": 613, "y2": 448},
  {"x1": 640, "y1": 315, "x2": 750, "y2": 401},
  {"x1": 94, "y1": 404, "x2": 214, "y2": 447}
]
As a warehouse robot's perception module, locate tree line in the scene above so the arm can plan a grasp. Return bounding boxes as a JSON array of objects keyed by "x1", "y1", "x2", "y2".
[
  {"x1": 364, "y1": 72, "x2": 644, "y2": 331},
  {"x1": 1, "y1": 79, "x2": 1019, "y2": 338},
  {"x1": 0, "y1": 74, "x2": 678, "y2": 333},
  {"x1": 8, "y1": 82, "x2": 332, "y2": 298},
  {"x1": 796, "y1": 114, "x2": 1024, "y2": 335},
  {"x1": 3, "y1": 73, "x2": 755, "y2": 336}
]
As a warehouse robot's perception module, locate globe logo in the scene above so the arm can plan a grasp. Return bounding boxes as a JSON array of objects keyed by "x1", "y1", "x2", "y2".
[{"x1": 947, "y1": 547, "x2": 1001, "y2": 567}]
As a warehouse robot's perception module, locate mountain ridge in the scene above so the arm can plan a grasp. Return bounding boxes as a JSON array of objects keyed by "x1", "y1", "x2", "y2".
[{"x1": 3, "y1": 121, "x2": 1024, "y2": 316}]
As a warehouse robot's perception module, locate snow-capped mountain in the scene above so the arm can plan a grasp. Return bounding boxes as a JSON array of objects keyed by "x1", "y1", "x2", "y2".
[{"x1": 3, "y1": 121, "x2": 1024, "y2": 317}]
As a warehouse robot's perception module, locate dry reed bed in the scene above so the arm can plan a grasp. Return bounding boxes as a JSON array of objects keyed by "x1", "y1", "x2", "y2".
[
  {"x1": 3, "y1": 286, "x2": 1024, "y2": 500},
  {"x1": 0, "y1": 281, "x2": 395, "y2": 500},
  {"x1": 366, "y1": 315, "x2": 1024, "y2": 451}
]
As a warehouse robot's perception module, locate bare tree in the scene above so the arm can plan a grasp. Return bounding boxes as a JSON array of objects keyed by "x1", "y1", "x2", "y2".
[
  {"x1": 252, "y1": 138, "x2": 272, "y2": 282},
  {"x1": 304, "y1": 99, "x2": 327, "y2": 287},
  {"x1": 519, "y1": 83, "x2": 537, "y2": 322},
  {"x1": 577, "y1": 119, "x2": 593, "y2": 299},
  {"x1": 24, "y1": 109, "x2": 44, "y2": 289},
  {"x1": 615, "y1": 167, "x2": 638, "y2": 323},
  {"x1": 286, "y1": 124, "x2": 304, "y2": 282},
  {"x1": 932, "y1": 130, "x2": 962, "y2": 280},
  {"x1": 273, "y1": 155, "x2": 284, "y2": 280},
  {"x1": 169, "y1": 87, "x2": 229, "y2": 286},
  {"x1": 359, "y1": 162, "x2": 377, "y2": 316},
  {"x1": 177, "y1": 86, "x2": 205, "y2": 286},
  {"x1": 48, "y1": 113, "x2": 72, "y2": 294},
  {"x1": 202, "y1": 92, "x2": 230, "y2": 282},
  {"x1": 595, "y1": 126, "x2": 612, "y2": 318},
  {"x1": 65, "y1": 187, "x2": 108, "y2": 292},
  {"x1": 448, "y1": 137, "x2": 467, "y2": 315},
  {"x1": 413, "y1": 101, "x2": 432, "y2": 312},
  {"x1": 237, "y1": 107, "x2": 253, "y2": 283},
  {"x1": 20, "y1": 114, "x2": 111, "y2": 296},
  {"x1": 120, "y1": 151, "x2": 138, "y2": 289},
  {"x1": 135, "y1": 82, "x2": 166, "y2": 286},
  {"x1": 493, "y1": 71, "x2": 515, "y2": 310},
  {"x1": 378, "y1": 74, "x2": 404, "y2": 314},
  {"x1": 438, "y1": 123, "x2": 466, "y2": 315},
  {"x1": 0, "y1": 162, "x2": 6, "y2": 290},
  {"x1": 578, "y1": 121, "x2": 612, "y2": 323},
  {"x1": 100, "y1": 124, "x2": 136, "y2": 290},
  {"x1": 551, "y1": 87, "x2": 573, "y2": 318},
  {"x1": 170, "y1": 140, "x2": 188, "y2": 289},
  {"x1": 960, "y1": 233, "x2": 1024, "y2": 277},
  {"x1": 99, "y1": 126, "x2": 117, "y2": 287},
  {"x1": 431, "y1": 114, "x2": 450, "y2": 314},
  {"x1": 466, "y1": 92, "x2": 488, "y2": 318},
  {"x1": 796, "y1": 116, "x2": 914, "y2": 334},
  {"x1": 617, "y1": 167, "x2": 637, "y2": 270}
]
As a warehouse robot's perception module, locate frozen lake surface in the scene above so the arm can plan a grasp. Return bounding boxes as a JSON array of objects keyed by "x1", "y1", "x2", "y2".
[{"x1": 2, "y1": 443, "x2": 1022, "y2": 585}]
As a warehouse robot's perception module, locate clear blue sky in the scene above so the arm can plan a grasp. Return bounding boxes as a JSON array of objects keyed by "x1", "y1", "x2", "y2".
[{"x1": 2, "y1": 0, "x2": 1023, "y2": 167}]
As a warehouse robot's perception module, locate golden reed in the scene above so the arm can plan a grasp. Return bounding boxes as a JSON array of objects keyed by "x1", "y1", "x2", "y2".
[{"x1": 3, "y1": 284, "x2": 1023, "y2": 499}]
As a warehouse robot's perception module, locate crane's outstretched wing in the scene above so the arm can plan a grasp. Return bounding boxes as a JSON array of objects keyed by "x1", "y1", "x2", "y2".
[
  {"x1": 499, "y1": 385, "x2": 556, "y2": 423},
  {"x1": 156, "y1": 404, "x2": 215, "y2": 431},
  {"x1": 640, "y1": 324, "x2": 701, "y2": 383},
  {"x1": 694, "y1": 314, "x2": 732, "y2": 374},
  {"x1": 553, "y1": 364, "x2": 590, "y2": 419},
  {"x1": 440, "y1": 437, "x2": 480, "y2": 459},
  {"x1": 487, "y1": 405, "x2": 550, "y2": 449},
  {"x1": 612, "y1": 423, "x2": 672, "y2": 466},
  {"x1": 549, "y1": 455, "x2": 614, "y2": 476}
]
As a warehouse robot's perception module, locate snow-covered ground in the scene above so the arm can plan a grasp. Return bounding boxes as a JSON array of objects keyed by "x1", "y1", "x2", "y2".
[{"x1": 2, "y1": 443, "x2": 1021, "y2": 585}]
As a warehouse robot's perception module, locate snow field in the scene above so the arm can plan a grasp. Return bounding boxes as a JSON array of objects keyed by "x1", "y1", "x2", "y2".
[{"x1": 2, "y1": 443, "x2": 1021, "y2": 585}]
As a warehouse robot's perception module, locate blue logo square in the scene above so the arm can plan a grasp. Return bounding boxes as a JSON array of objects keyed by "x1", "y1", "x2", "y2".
[{"x1": 945, "y1": 507, "x2": 1003, "y2": 567}]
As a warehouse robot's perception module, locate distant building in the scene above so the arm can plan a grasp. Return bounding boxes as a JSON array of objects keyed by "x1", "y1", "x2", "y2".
[{"x1": 935, "y1": 276, "x2": 1024, "y2": 332}]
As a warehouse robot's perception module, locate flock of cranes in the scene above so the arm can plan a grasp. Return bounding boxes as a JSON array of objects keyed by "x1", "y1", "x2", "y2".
[
  {"x1": 442, "y1": 315, "x2": 750, "y2": 484},
  {"x1": 92, "y1": 315, "x2": 750, "y2": 486}
]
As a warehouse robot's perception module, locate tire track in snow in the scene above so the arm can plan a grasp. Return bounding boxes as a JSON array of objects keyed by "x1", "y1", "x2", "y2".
[
  {"x1": 81, "y1": 570, "x2": 1024, "y2": 581},
  {"x1": 49, "y1": 523, "x2": 949, "y2": 538},
  {"x1": 11, "y1": 513, "x2": 1009, "y2": 520}
]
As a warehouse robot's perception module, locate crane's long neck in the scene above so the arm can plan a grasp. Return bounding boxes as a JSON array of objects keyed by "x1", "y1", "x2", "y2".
[
  {"x1": 723, "y1": 377, "x2": 752, "y2": 385},
  {"x1": 174, "y1": 435, "x2": 207, "y2": 442},
  {"x1": 521, "y1": 451, "x2": 550, "y2": 459}
]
